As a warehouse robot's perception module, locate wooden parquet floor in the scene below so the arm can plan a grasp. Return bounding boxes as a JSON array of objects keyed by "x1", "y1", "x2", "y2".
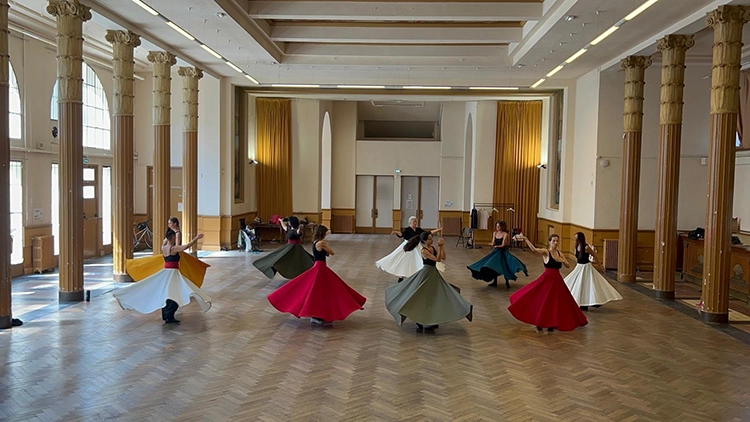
[{"x1": 2, "y1": 234, "x2": 750, "y2": 421}]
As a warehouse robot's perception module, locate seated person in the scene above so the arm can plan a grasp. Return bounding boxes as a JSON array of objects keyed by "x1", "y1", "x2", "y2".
[{"x1": 238, "y1": 220, "x2": 261, "y2": 252}]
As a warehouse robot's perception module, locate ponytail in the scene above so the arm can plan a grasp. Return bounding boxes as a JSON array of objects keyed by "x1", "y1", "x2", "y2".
[{"x1": 403, "y1": 231, "x2": 430, "y2": 252}]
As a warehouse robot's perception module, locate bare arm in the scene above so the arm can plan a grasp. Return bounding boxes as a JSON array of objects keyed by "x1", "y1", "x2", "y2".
[
  {"x1": 437, "y1": 238, "x2": 446, "y2": 261},
  {"x1": 555, "y1": 250, "x2": 571, "y2": 268},
  {"x1": 175, "y1": 231, "x2": 182, "y2": 246},
  {"x1": 171, "y1": 233, "x2": 204, "y2": 253},
  {"x1": 522, "y1": 236, "x2": 548, "y2": 257},
  {"x1": 317, "y1": 240, "x2": 335, "y2": 256},
  {"x1": 586, "y1": 244, "x2": 604, "y2": 271},
  {"x1": 430, "y1": 224, "x2": 443, "y2": 235},
  {"x1": 500, "y1": 233, "x2": 510, "y2": 249}
]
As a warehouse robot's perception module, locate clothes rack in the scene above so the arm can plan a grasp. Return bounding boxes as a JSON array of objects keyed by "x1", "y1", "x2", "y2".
[{"x1": 471, "y1": 202, "x2": 517, "y2": 249}]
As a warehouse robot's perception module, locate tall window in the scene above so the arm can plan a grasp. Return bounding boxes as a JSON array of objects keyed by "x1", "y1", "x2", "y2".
[
  {"x1": 9, "y1": 62, "x2": 21, "y2": 139},
  {"x1": 102, "y1": 166, "x2": 112, "y2": 246},
  {"x1": 10, "y1": 161, "x2": 23, "y2": 265},
  {"x1": 51, "y1": 164, "x2": 59, "y2": 255},
  {"x1": 50, "y1": 62, "x2": 110, "y2": 150}
]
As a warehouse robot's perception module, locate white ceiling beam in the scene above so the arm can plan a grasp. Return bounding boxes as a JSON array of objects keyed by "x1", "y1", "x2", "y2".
[
  {"x1": 246, "y1": 1, "x2": 542, "y2": 22},
  {"x1": 281, "y1": 55, "x2": 512, "y2": 67},
  {"x1": 271, "y1": 25, "x2": 522, "y2": 44},
  {"x1": 285, "y1": 43, "x2": 508, "y2": 58},
  {"x1": 214, "y1": 0, "x2": 284, "y2": 63},
  {"x1": 508, "y1": 0, "x2": 577, "y2": 64}
]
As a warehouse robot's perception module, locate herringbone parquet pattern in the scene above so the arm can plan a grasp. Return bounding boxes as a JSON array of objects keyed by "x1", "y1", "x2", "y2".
[{"x1": 1, "y1": 234, "x2": 750, "y2": 421}]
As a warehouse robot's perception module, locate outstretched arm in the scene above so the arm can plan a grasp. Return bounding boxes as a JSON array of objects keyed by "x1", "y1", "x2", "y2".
[
  {"x1": 171, "y1": 233, "x2": 203, "y2": 253},
  {"x1": 391, "y1": 230, "x2": 403, "y2": 238},
  {"x1": 430, "y1": 224, "x2": 443, "y2": 235},
  {"x1": 521, "y1": 236, "x2": 548, "y2": 256}
]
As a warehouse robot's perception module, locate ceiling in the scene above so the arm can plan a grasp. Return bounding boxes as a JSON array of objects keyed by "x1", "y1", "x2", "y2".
[{"x1": 9, "y1": 0, "x2": 750, "y2": 92}]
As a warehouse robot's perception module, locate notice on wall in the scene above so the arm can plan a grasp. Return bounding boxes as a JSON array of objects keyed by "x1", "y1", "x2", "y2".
[
  {"x1": 405, "y1": 200, "x2": 413, "y2": 210},
  {"x1": 33, "y1": 208, "x2": 43, "y2": 221},
  {"x1": 177, "y1": 202, "x2": 183, "y2": 212},
  {"x1": 444, "y1": 200, "x2": 453, "y2": 208}
]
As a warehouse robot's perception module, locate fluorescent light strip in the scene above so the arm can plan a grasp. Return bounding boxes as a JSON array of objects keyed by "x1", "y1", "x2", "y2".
[
  {"x1": 166, "y1": 21, "x2": 195, "y2": 41},
  {"x1": 336, "y1": 85, "x2": 386, "y2": 89},
  {"x1": 402, "y1": 86, "x2": 451, "y2": 90},
  {"x1": 468, "y1": 86, "x2": 519, "y2": 90},
  {"x1": 272, "y1": 84, "x2": 320, "y2": 88},
  {"x1": 590, "y1": 25, "x2": 619, "y2": 45},
  {"x1": 531, "y1": 78, "x2": 546, "y2": 89},
  {"x1": 200, "y1": 44, "x2": 222, "y2": 59},
  {"x1": 226, "y1": 62, "x2": 243, "y2": 73},
  {"x1": 132, "y1": 0, "x2": 158, "y2": 16},
  {"x1": 625, "y1": 0, "x2": 659, "y2": 21},
  {"x1": 245, "y1": 74, "x2": 259, "y2": 85},
  {"x1": 565, "y1": 48, "x2": 588, "y2": 64},
  {"x1": 546, "y1": 65, "x2": 564, "y2": 77}
]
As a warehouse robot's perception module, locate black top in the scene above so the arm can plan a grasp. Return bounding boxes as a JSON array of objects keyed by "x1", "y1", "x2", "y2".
[
  {"x1": 312, "y1": 241, "x2": 327, "y2": 262},
  {"x1": 576, "y1": 246, "x2": 590, "y2": 264},
  {"x1": 164, "y1": 253, "x2": 180, "y2": 263},
  {"x1": 493, "y1": 235, "x2": 504, "y2": 247},
  {"x1": 399, "y1": 226, "x2": 424, "y2": 240},
  {"x1": 287, "y1": 229, "x2": 302, "y2": 241},
  {"x1": 543, "y1": 252, "x2": 563, "y2": 269},
  {"x1": 422, "y1": 246, "x2": 437, "y2": 266}
]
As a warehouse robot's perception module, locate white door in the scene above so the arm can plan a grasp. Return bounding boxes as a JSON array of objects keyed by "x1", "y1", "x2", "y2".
[
  {"x1": 420, "y1": 177, "x2": 439, "y2": 229},
  {"x1": 401, "y1": 176, "x2": 419, "y2": 228},
  {"x1": 375, "y1": 176, "x2": 394, "y2": 229},
  {"x1": 356, "y1": 175, "x2": 374, "y2": 230}
]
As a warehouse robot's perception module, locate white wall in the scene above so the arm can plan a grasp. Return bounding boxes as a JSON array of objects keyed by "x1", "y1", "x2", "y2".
[
  {"x1": 439, "y1": 102, "x2": 465, "y2": 210},
  {"x1": 291, "y1": 99, "x2": 322, "y2": 212},
  {"x1": 331, "y1": 101, "x2": 357, "y2": 208},
  {"x1": 472, "y1": 101, "x2": 497, "y2": 205},
  {"x1": 463, "y1": 103, "x2": 476, "y2": 211},
  {"x1": 569, "y1": 68, "x2": 599, "y2": 229}
]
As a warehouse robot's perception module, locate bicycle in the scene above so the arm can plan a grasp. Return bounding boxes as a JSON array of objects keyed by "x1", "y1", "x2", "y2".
[{"x1": 133, "y1": 219, "x2": 153, "y2": 251}]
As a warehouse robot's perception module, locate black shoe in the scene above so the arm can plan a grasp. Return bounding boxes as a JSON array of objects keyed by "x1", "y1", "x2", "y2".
[
  {"x1": 488, "y1": 280, "x2": 498, "y2": 287},
  {"x1": 505, "y1": 280, "x2": 511, "y2": 289},
  {"x1": 11, "y1": 318, "x2": 22, "y2": 327},
  {"x1": 580, "y1": 306, "x2": 589, "y2": 311},
  {"x1": 536, "y1": 326, "x2": 543, "y2": 331},
  {"x1": 424, "y1": 326, "x2": 436, "y2": 333},
  {"x1": 547, "y1": 327, "x2": 555, "y2": 332},
  {"x1": 165, "y1": 318, "x2": 181, "y2": 324},
  {"x1": 397, "y1": 277, "x2": 404, "y2": 283},
  {"x1": 592, "y1": 305, "x2": 602, "y2": 308},
  {"x1": 416, "y1": 323, "x2": 424, "y2": 333}
]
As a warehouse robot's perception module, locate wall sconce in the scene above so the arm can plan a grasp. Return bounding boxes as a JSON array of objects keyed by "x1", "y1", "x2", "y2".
[
  {"x1": 537, "y1": 164, "x2": 547, "y2": 169},
  {"x1": 249, "y1": 159, "x2": 258, "y2": 164}
]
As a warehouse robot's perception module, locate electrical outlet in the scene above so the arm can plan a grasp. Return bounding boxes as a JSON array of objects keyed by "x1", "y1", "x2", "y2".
[{"x1": 35, "y1": 142, "x2": 44, "y2": 150}]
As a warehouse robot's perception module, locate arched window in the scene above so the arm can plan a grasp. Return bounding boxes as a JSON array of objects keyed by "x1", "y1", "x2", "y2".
[
  {"x1": 9, "y1": 61, "x2": 21, "y2": 139},
  {"x1": 50, "y1": 62, "x2": 111, "y2": 150}
]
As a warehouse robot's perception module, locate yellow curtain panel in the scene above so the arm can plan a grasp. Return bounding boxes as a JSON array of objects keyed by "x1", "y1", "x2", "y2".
[
  {"x1": 493, "y1": 100, "x2": 543, "y2": 243},
  {"x1": 256, "y1": 98, "x2": 293, "y2": 220}
]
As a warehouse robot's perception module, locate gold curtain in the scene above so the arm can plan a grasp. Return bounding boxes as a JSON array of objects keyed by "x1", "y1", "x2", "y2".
[
  {"x1": 256, "y1": 98, "x2": 292, "y2": 219},
  {"x1": 493, "y1": 101, "x2": 543, "y2": 243}
]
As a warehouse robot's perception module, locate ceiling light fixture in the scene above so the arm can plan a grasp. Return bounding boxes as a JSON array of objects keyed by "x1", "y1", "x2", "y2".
[
  {"x1": 226, "y1": 62, "x2": 243, "y2": 73},
  {"x1": 245, "y1": 74, "x2": 259, "y2": 85},
  {"x1": 564, "y1": 15, "x2": 577, "y2": 21},
  {"x1": 565, "y1": 48, "x2": 588, "y2": 63},
  {"x1": 590, "y1": 25, "x2": 619, "y2": 45},
  {"x1": 402, "y1": 86, "x2": 452, "y2": 90},
  {"x1": 624, "y1": 0, "x2": 659, "y2": 21},
  {"x1": 271, "y1": 84, "x2": 321, "y2": 88},
  {"x1": 531, "y1": 78, "x2": 546, "y2": 89},
  {"x1": 468, "y1": 86, "x2": 519, "y2": 90},
  {"x1": 166, "y1": 21, "x2": 195, "y2": 41},
  {"x1": 546, "y1": 65, "x2": 564, "y2": 77},
  {"x1": 132, "y1": 0, "x2": 158, "y2": 16},
  {"x1": 336, "y1": 85, "x2": 386, "y2": 89},
  {"x1": 200, "y1": 44, "x2": 222, "y2": 59}
]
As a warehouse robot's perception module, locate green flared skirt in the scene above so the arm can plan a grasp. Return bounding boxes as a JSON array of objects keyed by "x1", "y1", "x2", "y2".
[{"x1": 253, "y1": 243, "x2": 314, "y2": 279}]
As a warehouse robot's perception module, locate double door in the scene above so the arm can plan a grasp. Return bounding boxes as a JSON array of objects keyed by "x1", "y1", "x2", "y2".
[
  {"x1": 400, "y1": 176, "x2": 439, "y2": 229},
  {"x1": 356, "y1": 175, "x2": 394, "y2": 234}
]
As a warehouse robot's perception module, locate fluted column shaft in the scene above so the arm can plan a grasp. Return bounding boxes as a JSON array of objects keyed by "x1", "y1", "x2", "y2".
[
  {"x1": 147, "y1": 51, "x2": 176, "y2": 253},
  {"x1": 106, "y1": 30, "x2": 140, "y2": 281},
  {"x1": 178, "y1": 67, "x2": 202, "y2": 254},
  {"x1": 618, "y1": 56, "x2": 652, "y2": 283},
  {"x1": 47, "y1": 0, "x2": 91, "y2": 301},
  {"x1": 654, "y1": 35, "x2": 694, "y2": 299},
  {"x1": 701, "y1": 6, "x2": 750, "y2": 323},
  {"x1": 0, "y1": 0, "x2": 11, "y2": 328}
]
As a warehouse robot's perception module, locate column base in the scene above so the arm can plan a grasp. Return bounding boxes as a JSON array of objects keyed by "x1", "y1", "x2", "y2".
[
  {"x1": 654, "y1": 290, "x2": 675, "y2": 300},
  {"x1": 618, "y1": 273, "x2": 636, "y2": 283},
  {"x1": 113, "y1": 273, "x2": 134, "y2": 282},
  {"x1": 59, "y1": 291, "x2": 85, "y2": 302},
  {"x1": 0, "y1": 316, "x2": 11, "y2": 329},
  {"x1": 700, "y1": 310, "x2": 729, "y2": 324}
]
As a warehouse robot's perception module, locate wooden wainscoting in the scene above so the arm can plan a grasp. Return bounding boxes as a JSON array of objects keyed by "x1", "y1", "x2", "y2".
[
  {"x1": 392, "y1": 209, "x2": 402, "y2": 232},
  {"x1": 331, "y1": 209, "x2": 355, "y2": 234},
  {"x1": 438, "y1": 211, "x2": 464, "y2": 236},
  {"x1": 321, "y1": 209, "x2": 331, "y2": 231},
  {"x1": 197, "y1": 216, "x2": 222, "y2": 251}
]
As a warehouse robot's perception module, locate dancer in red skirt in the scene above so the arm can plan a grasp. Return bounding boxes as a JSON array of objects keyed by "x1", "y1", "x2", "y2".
[
  {"x1": 507, "y1": 234, "x2": 587, "y2": 331},
  {"x1": 267, "y1": 225, "x2": 366, "y2": 325}
]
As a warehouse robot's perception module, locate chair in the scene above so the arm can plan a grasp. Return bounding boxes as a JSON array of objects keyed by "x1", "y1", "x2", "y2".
[{"x1": 456, "y1": 227, "x2": 473, "y2": 248}]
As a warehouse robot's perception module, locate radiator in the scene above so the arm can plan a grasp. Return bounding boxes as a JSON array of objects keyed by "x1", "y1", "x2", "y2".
[
  {"x1": 33, "y1": 235, "x2": 55, "y2": 273},
  {"x1": 602, "y1": 239, "x2": 619, "y2": 270},
  {"x1": 441, "y1": 217, "x2": 462, "y2": 236},
  {"x1": 332, "y1": 215, "x2": 354, "y2": 234}
]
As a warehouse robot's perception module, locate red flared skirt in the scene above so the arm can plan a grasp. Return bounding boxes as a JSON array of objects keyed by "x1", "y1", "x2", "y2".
[
  {"x1": 267, "y1": 261, "x2": 366, "y2": 321},
  {"x1": 508, "y1": 268, "x2": 588, "y2": 331}
]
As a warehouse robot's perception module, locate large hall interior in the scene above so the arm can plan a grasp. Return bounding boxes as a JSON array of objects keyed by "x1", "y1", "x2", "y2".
[{"x1": 2, "y1": 0, "x2": 750, "y2": 420}]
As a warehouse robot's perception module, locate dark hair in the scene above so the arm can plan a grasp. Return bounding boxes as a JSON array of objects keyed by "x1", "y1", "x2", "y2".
[
  {"x1": 404, "y1": 231, "x2": 431, "y2": 252},
  {"x1": 574, "y1": 232, "x2": 586, "y2": 254},
  {"x1": 496, "y1": 221, "x2": 508, "y2": 232},
  {"x1": 288, "y1": 216, "x2": 300, "y2": 229},
  {"x1": 548, "y1": 233, "x2": 560, "y2": 242},
  {"x1": 169, "y1": 217, "x2": 179, "y2": 227},
  {"x1": 314, "y1": 225, "x2": 328, "y2": 242},
  {"x1": 165, "y1": 228, "x2": 176, "y2": 242}
]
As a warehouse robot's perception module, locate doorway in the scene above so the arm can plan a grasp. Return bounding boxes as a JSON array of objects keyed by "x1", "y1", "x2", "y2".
[
  {"x1": 355, "y1": 175, "x2": 394, "y2": 234},
  {"x1": 400, "y1": 176, "x2": 439, "y2": 229},
  {"x1": 82, "y1": 165, "x2": 100, "y2": 258}
]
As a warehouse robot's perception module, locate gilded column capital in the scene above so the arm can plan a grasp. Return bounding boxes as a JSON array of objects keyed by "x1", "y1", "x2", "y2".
[
  {"x1": 706, "y1": 5, "x2": 750, "y2": 27},
  {"x1": 46, "y1": 0, "x2": 91, "y2": 21},
  {"x1": 656, "y1": 34, "x2": 695, "y2": 52},
  {"x1": 620, "y1": 55, "x2": 653, "y2": 70},
  {"x1": 147, "y1": 51, "x2": 177, "y2": 66},
  {"x1": 105, "y1": 29, "x2": 141, "y2": 47},
  {"x1": 177, "y1": 66, "x2": 204, "y2": 79}
]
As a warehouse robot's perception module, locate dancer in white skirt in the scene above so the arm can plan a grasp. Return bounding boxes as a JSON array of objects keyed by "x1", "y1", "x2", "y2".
[
  {"x1": 376, "y1": 216, "x2": 443, "y2": 282},
  {"x1": 563, "y1": 232, "x2": 622, "y2": 310},
  {"x1": 114, "y1": 229, "x2": 211, "y2": 323}
]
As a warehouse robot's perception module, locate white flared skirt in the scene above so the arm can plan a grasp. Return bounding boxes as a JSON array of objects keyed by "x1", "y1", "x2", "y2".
[
  {"x1": 563, "y1": 263, "x2": 623, "y2": 306},
  {"x1": 113, "y1": 268, "x2": 212, "y2": 314},
  {"x1": 375, "y1": 240, "x2": 445, "y2": 278}
]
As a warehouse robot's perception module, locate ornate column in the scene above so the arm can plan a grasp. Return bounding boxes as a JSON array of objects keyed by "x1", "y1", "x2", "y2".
[
  {"x1": 147, "y1": 51, "x2": 176, "y2": 253},
  {"x1": 0, "y1": 0, "x2": 11, "y2": 328},
  {"x1": 617, "y1": 56, "x2": 652, "y2": 283},
  {"x1": 47, "y1": 0, "x2": 91, "y2": 301},
  {"x1": 177, "y1": 67, "x2": 202, "y2": 254},
  {"x1": 701, "y1": 5, "x2": 750, "y2": 323},
  {"x1": 106, "y1": 30, "x2": 141, "y2": 281},
  {"x1": 653, "y1": 35, "x2": 694, "y2": 299}
]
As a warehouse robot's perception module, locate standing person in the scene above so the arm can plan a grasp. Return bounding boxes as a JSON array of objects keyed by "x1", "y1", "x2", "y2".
[
  {"x1": 115, "y1": 229, "x2": 211, "y2": 323},
  {"x1": 376, "y1": 216, "x2": 443, "y2": 282},
  {"x1": 267, "y1": 225, "x2": 366, "y2": 325},
  {"x1": 563, "y1": 232, "x2": 623, "y2": 310},
  {"x1": 467, "y1": 221, "x2": 528, "y2": 288},
  {"x1": 507, "y1": 234, "x2": 587, "y2": 331},
  {"x1": 253, "y1": 216, "x2": 314, "y2": 279},
  {"x1": 168, "y1": 217, "x2": 181, "y2": 246},
  {"x1": 385, "y1": 232, "x2": 473, "y2": 333}
]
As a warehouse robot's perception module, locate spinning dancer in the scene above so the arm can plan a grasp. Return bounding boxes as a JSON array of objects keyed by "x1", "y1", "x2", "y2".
[
  {"x1": 507, "y1": 234, "x2": 587, "y2": 331},
  {"x1": 168, "y1": 216, "x2": 182, "y2": 246},
  {"x1": 268, "y1": 225, "x2": 366, "y2": 325},
  {"x1": 253, "y1": 216, "x2": 314, "y2": 279},
  {"x1": 563, "y1": 232, "x2": 622, "y2": 310},
  {"x1": 385, "y1": 232, "x2": 473, "y2": 333},
  {"x1": 114, "y1": 229, "x2": 211, "y2": 323},
  {"x1": 376, "y1": 216, "x2": 443, "y2": 282},
  {"x1": 467, "y1": 221, "x2": 528, "y2": 289}
]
